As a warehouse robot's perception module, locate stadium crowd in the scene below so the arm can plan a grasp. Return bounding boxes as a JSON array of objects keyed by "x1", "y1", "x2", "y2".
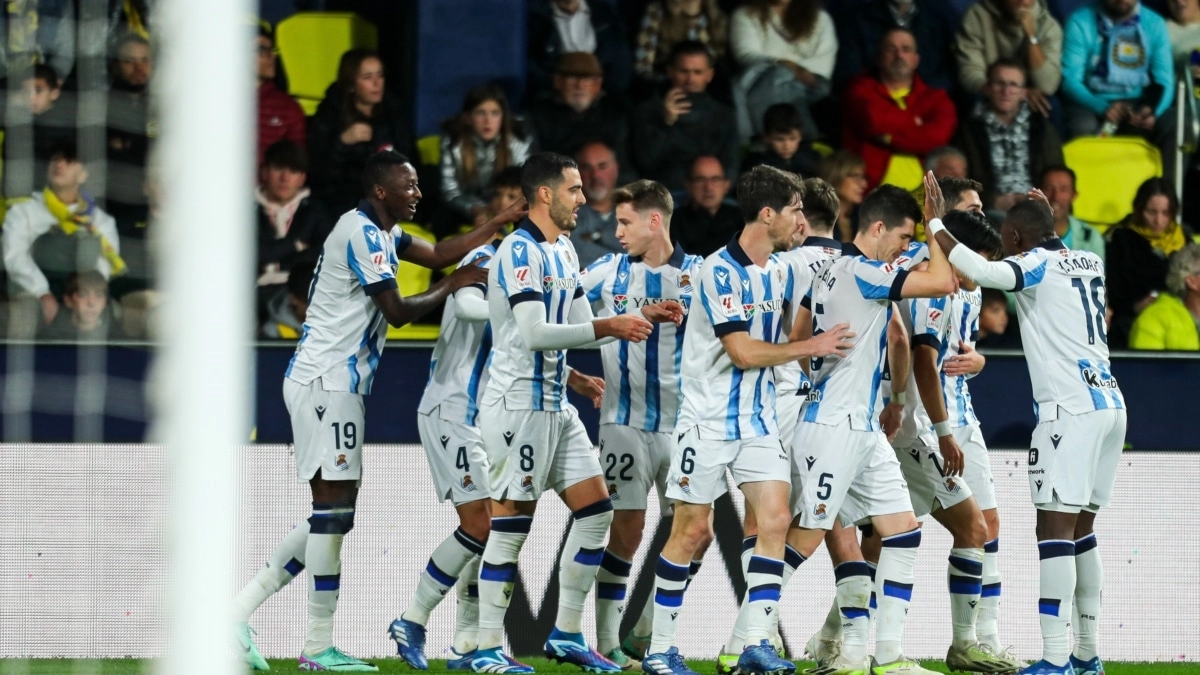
[{"x1": 0, "y1": 0, "x2": 1198, "y2": 349}]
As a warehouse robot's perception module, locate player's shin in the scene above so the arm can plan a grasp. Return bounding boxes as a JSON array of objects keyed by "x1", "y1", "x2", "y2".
[
  {"x1": 723, "y1": 536, "x2": 759, "y2": 654},
  {"x1": 235, "y1": 519, "x2": 309, "y2": 622},
  {"x1": 1072, "y1": 533, "x2": 1102, "y2": 662},
  {"x1": 304, "y1": 501, "x2": 355, "y2": 655},
  {"x1": 977, "y1": 537, "x2": 1002, "y2": 650},
  {"x1": 744, "y1": 556, "x2": 785, "y2": 644},
  {"x1": 404, "y1": 527, "x2": 486, "y2": 625},
  {"x1": 595, "y1": 550, "x2": 633, "y2": 654},
  {"x1": 477, "y1": 515, "x2": 533, "y2": 650},
  {"x1": 1037, "y1": 539, "x2": 1077, "y2": 667},
  {"x1": 454, "y1": 555, "x2": 482, "y2": 654},
  {"x1": 833, "y1": 561, "x2": 873, "y2": 664},
  {"x1": 648, "y1": 555, "x2": 690, "y2": 654},
  {"x1": 873, "y1": 528, "x2": 921, "y2": 665},
  {"x1": 557, "y1": 498, "x2": 614, "y2": 634},
  {"x1": 948, "y1": 547, "x2": 985, "y2": 649}
]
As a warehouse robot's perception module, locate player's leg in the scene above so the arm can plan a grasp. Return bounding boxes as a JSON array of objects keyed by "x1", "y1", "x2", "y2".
[
  {"x1": 451, "y1": 555, "x2": 483, "y2": 670},
  {"x1": 954, "y1": 422, "x2": 1007, "y2": 656},
  {"x1": 234, "y1": 521, "x2": 307, "y2": 670},
  {"x1": 799, "y1": 521, "x2": 873, "y2": 672}
]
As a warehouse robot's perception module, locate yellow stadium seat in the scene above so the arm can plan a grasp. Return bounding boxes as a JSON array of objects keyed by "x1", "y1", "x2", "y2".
[
  {"x1": 1063, "y1": 137, "x2": 1162, "y2": 227},
  {"x1": 387, "y1": 223, "x2": 440, "y2": 341},
  {"x1": 417, "y1": 134, "x2": 441, "y2": 166},
  {"x1": 275, "y1": 12, "x2": 378, "y2": 116}
]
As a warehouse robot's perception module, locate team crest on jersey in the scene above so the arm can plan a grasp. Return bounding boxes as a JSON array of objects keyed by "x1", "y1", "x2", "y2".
[
  {"x1": 462, "y1": 475, "x2": 477, "y2": 492},
  {"x1": 944, "y1": 477, "x2": 961, "y2": 494},
  {"x1": 608, "y1": 483, "x2": 620, "y2": 500},
  {"x1": 678, "y1": 476, "x2": 692, "y2": 495},
  {"x1": 812, "y1": 503, "x2": 828, "y2": 521},
  {"x1": 515, "y1": 266, "x2": 532, "y2": 289},
  {"x1": 614, "y1": 294, "x2": 628, "y2": 311},
  {"x1": 520, "y1": 475, "x2": 535, "y2": 492},
  {"x1": 679, "y1": 273, "x2": 692, "y2": 291},
  {"x1": 720, "y1": 294, "x2": 739, "y2": 317},
  {"x1": 334, "y1": 454, "x2": 349, "y2": 471}
]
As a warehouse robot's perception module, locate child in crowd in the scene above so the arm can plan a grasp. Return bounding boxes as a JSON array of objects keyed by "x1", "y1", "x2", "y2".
[
  {"x1": 740, "y1": 102, "x2": 821, "y2": 177},
  {"x1": 976, "y1": 287, "x2": 1020, "y2": 349},
  {"x1": 40, "y1": 271, "x2": 122, "y2": 341}
]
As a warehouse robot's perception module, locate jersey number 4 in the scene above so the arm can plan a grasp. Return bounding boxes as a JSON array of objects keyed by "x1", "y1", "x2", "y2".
[{"x1": 1072, "y1": 277, "x2": 1107, "y2": 345}]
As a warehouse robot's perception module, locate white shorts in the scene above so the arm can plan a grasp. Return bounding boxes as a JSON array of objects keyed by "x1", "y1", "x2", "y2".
[
  {"x1": 665, "y1": 426, "x2": 789, "y2": 505},
  {"x1": 598, "y1": 424, "x2": 672, "y2": 513},
  {"x1": 284, "y1": 377, "x2": 365, "y2": 483},
  {"x1": 417, "y1": 407, "x2": 492, "y2": 505},
  {"x1": 776, "y1": 391, "x2": 804, "y2": 461},
  {"x1": 955, "y1": 423, "x2": 997, "y2": 511},
  {"x1": 792, "y1": 417, "x2": 913, "y2": 529},
  {"x1": 1029, "y1": 408, "x2": 1127, "y2": 514},
  {"x1": 894, "y1": 441, "x2": 974, "y2": 519},
  {"x1": 479, "y1": 402, "x2": 602, "y2": 502}
]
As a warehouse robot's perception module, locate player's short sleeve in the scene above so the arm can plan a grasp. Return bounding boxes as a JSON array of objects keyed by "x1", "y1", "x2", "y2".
[
  {"x1": 497, "y1": 238, "x2": 544, "y2": 307},
  {"x1": 347, "y1": 223, "x2": 397, "y2": 296},
  {"x1": 895, "y1": 242, "x2": 929, "y2": 270},
  {"x1": 391, "y1": 226, "x2": 414, "y2": 255},
  {"x1": 909, "y1": 296, "x2": 948, "y2": 350},
  {"x1": 698, "y1": 262, "x2": 748, "y2": 337},
  {"x1": 1002, "y1": 250, "x2": 1049, "y2": 292},
  {"x1": 853, "y1": 259, "x2": 909, "y2": 302},
  {"x1": 582, "y1": 253, "x2": 616, "y2": 305},
  {"x1": 457, "y1": 246, "x2": 493, "y2": 294}
]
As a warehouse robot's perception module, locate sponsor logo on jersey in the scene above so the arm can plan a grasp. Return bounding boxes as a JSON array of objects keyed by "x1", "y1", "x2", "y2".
[
  {"x1": 1081, "y1": 367, "x2": 1119, "y2": 390},
  {"x1": 812, "y1": 503, "x2": 828, "y2": 520},
  {"x1": 720, "y1": 294, "x2": 739, "y2": 317},
  {"x1": 678, "y1": 476, "x2": 692, "y2": 495},
  {"x1": 805, "y1": 389, "x2": 822, "y2": 403},
  {"x1": 462, "y1": 475, "x2": 477, "y2": 492},
  {"x1": 542, "y1": 276, "x2": 579, "y2": 291},
  {"x1": 334, "y1": 454, "x2": 349, "y2": 471},
  {"x1": 515, "y1": 265, "x2": 532, "y2": 289},
  {"x1": 743, "y1": 298, "x2": 785, "y2": 320},
  {"x1": 614, "y1": 294, "x2": 628, "y2": 312}
]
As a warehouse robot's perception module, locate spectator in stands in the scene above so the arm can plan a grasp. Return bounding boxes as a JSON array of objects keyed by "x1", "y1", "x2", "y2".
[
  {"x1": 256, "y1": 141, "x2": 330, "y2": 290},
  {"x1": 1107, "y1": 177, "x2": 1193, "y2": 347},
  {"x1": 1130, "y1": 242, "x2": 1200, "y2": 349},
  {"x1": 308, "y1": 48, "x2": 414, "y2": 213},
  {"x1": 573, "y1": 141, "x2": 624, "y2": 266},
  {"x1": 1040, "y1": 164, "x2": 1107, "y2": 260},
  {"x1": 633, "y1": 0, "x2": 729, "y2": 89},
  {"x1": 1165, "y1": 0, "x2": 1200, "y2": 73},
  {"x1": 3, "y1": 64, "x2": 75, "y2": 198},
  {"x1": 819, "y1": 149, "x2": 869, "y2": 241},
  {"x1": 527, "y1": 0, "x2": 633, "y2": 95},
  {"x1": 841, "y1": 27, "x2": 957, "y2": 190},
  {"x1": 256, "y1": 21, "x2": 306, "y2": 171},
  {"x1": 439, "y1": 84, "x2": 533, "y2": 226},
  {"x1": 975, "y1": 286, "x2": 1022, "y2": 348},
  {"x1": 38, "y1": 271, "x2": 122, "y2": 341},
  {"x1": 956, "y1": 58, "x2": 1065, "y2": 212},
  {"x1": 479, "y1": 165, "x2": 526, "y2": 229},
  {"x1": 670, "y1": 155, "x2": 740, "y2": 255},
  {"x1": 527, "y1": 52, "x2": 634, "y2": 182},
  {"x1": 1062, "y1": 0, "x2": 1176, "y2": 181},
  {"x1": 925, "y1": 145, "x2": 969, "y2": 178},
  {"x1": 0, "y1": 0, "x2": 75, "y2": 83},
  {"x1": 632, "y1": 40, "x2": 738, "y2": 191},
  {"x1": 740, "y1": 102, "x2": 822, "y2": 176},
  {"x1": 829, "y1": 0, "x2": 959, "y2": 91},
  {"x1": 955, "y1": 0, "x2": 1064, "y2": 121},
  {"x1": 2, "y1": 144, "x2": 122, "y2": 328},
  {"x1": 730, "y1": 0, "x2": 838, "y2": 140},
  {"x1": 261, "y1": 261, "x2": 315, "y2": 341},
  {"x1": 106, "y1": 33, "x2": 153, "y2": 212}
]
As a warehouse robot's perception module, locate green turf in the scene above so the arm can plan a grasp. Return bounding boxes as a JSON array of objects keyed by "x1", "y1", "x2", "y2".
[{"x1": 4, "y1": 658, "x2": 1199, "y2": 674}]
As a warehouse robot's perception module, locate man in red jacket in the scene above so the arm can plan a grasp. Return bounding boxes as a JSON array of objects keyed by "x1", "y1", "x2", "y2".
[
  {"x1": 842, "y1": 27, "x2": 957, "y2": 190},
  {"x1": 257, "y1": 22, "x2": 306, "y2": 170}
]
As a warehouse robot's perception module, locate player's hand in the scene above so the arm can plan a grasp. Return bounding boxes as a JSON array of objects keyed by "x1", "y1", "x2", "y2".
[
  {"x1": 943, "y1": 342, "x2": 985, "y2": 377},
  {"x1": 597, "y1": 314, "x2": 654, "y2": 343},
  {"x1": 880, "y1": 402, "x2": 903, "y2": 442},
  {"x1": 663, "y1": 87, "x2": 691, "y2": 126},
  {"x1": 1026, "y1": 88, "x2": 1052, "y2": 118},
  {"x1": 485, "y1": 197, "x2": 528, "y2": 230},
  {"x1": 641, "y1": 300, "x2": 684, "y2": 326},
  {"x1": 805, "y1": 323, "x2": 855, "y2": 357},
  {"x1": 1025, "y1": 187, "x2": 1052, "y2": 212},
  {"x1": 567, "y1": 369, "x2": 605, "y2": 408},
  {"x1": 937, "y1": 434, "x2": 965, "y2": 477},
  {"x1": 447, "y1": 257, "x2": 489, "y2": 289},
  {"x1": 922, "y1": 170, "x2": 946, "y2": 223},
  {"x1": 340, "y1": 122, "x2": 373, "y2": 145}
]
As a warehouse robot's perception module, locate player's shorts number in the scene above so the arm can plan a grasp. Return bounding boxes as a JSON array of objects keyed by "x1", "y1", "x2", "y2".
[
  {"x1": 605, "y1": 453, "x2": 634, "y2": 481},
  {"x1": 331, "y1": 422, "x2": 357, "y2": 450},
  {"x1": 680, "y1": 447, "x2": 696, "y2": 475},
  {"x1": 456, "y1": 446, "x2": 470, "y2": 472},
  {"x1": 816, "y1": 472, "x2": 833, "y2": 500},
  {"x1": 519, "y1": 444, "x2": 535, "y2": 471}
]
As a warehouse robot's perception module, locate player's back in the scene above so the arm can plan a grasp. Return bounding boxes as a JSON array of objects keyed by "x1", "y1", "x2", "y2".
[
  {"x1": 1007, "y1": 242, "x2": 1124, "y2": 418},
  {"x1": 775, "y1": 237, "x2": 842, "y2": 396},
  {"x1": 941, "y1": 287, "x2": 981, "y2": 427}
]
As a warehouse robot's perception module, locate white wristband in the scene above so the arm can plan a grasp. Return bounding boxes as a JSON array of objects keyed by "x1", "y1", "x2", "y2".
[
  {"x1": 933, "y1": 420, "x2": 953, "y2": 437},
  {"x1": 926, "y1": 217, "x2": 945, "y2": 236},
  {"x1": 891, "y1": 390, "x2": 907, "y2": 406}
]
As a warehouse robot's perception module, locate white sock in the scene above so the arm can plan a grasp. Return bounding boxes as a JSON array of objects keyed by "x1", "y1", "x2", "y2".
[
  {"x1": 633, "y1": 586, "x2": 655, "y2": 638},
  {"x1": 234, "y1": 521, "x2": 309, "y2": 622},
  {"x1": 1037, "y1": 539, "x2": 1076, "y2": 667},
  {"x1": 477, "y1": 515, "x2": 532, "y2": 650},
  {"x1": 724, "y1": 537, "x2": 759, "y2": 653},
  {"x1": 978, "y1": 538, "x2": 1002, "y2": 650},
  {"x1": 454, "y1": 555, "x2": 481, "y2": 654},
  {"x1": 403, "y1": 527, "x2": 486, "y2": 625},
  {"x1": 648, "y1": 555, "x2": 689, "y2": 654},
  {"x1": 304, "y1": 502, "x2": 354, "y2": 655},
  {"x1": 874, "y1": 528, "x2": 921, "y2": 665},
  {"x1": 1073, "y1": 534, "x2": 1102, "y2": 662},
  {"x1": 948, "y1": 548, "x2": 985, "y2": 649},
  {"x1": 818, "y1": 596, "x2": 841, "y2": 641},
  {"x1": 781, "y1": 545, "x2": 804, "y2": 588},
  {"x1": 595, "y1": 550, "x2": 632, "y2": 654},
  {"x1": 833, "y1": 561, "x2": 873, "y2": 664},
  {"x1": 557, "y1": 499, "x2": 614, "y2": 634},
  {"x1": 744, "y1": 555, "x2": 784, "y2": 644}
]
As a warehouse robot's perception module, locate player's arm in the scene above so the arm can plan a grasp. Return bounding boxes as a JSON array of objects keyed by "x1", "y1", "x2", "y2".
[
  {"x1": 400, "y1": 198, "x2": 528, "y2": 270},
  {"x1": 372, "y1": 260, "x2": 488, "y2": 328},
  {"x1": 879, "y1": 308, "x2": 909, "y2": 441},
  {"x1": 720, "y1": 327, "x2": 853, "y2": 371},
  {"x1": 511, "y1": 292, "x2": 653, "y2": 351},
  {"x1": 452, "y1": 286, "x2": 490, "y2": 322},
  {"x1": 913, "y1": 342, "x2": 965, "y2": 476}
]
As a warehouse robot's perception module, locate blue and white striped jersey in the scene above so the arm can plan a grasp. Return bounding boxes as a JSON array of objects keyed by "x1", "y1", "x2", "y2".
[
  {"x1": 941, "y1": 287, "x2": 981, "y2": 428},
  {"x1": 418, "y1": 241, "x2": 500, "y2": 426},
  {"x1": 776, "y1": 236, "x2": 842, "y2": 398},
  {"x1": 803, "y1": 243, "x2": 911, "y2": 432},
  {"x1": 484, "y1": 219, "x2": 584, "y2": 412},
  {"x1": 678, "y1": 236, "x2": 794, "y2": 441},
  {"x1": 1002, "y1": 240, "x2": 1125, "y2": 420},
  {"x1": 581, "y1": 244, "x2": 704, "y2": 433},
  {"x1": 286, "y1": 200, "x2": 413, "y2": 395}
]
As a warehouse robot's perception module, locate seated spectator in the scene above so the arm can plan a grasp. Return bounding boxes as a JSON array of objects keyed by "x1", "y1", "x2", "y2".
[
  {"x1": 730, "y1": 0, "x2": 838, "y2": 140},
  {"x1": 1040, "y1": 164, "x2": 1107, "y2": 260},
  {"x1": 478, "y1": 165, "x2": 526, "y2": 230},
  {"x1": 308, "y1": 48, "x2": 414, "y2": 213},
  {"x1": 842, "y1": 27, "x2": 957, "y2": 190},
  {"x1": 2, "y1": 145, "x2": 122, "y2": 328},
  {"x1": 260, "y1": 261, "x2": 315, "y2": 340},
  {"x1": 633, "y1": 0, "x2": 729, "y2": 89},
  {"x1": 255, "y1": 141, "x2": 330, "y2": 288},
  {"x1": 527, "y1": 0, "x2": 633, "y2": 95},
  {"x1": 740, "y1": 103, "x2": 822, "y2": 176},
  {"x1": 956, "y1": 58, "x2": 1065, "y2": 212},
  {"x1": 573, "y1": 141, "x2": 624, "y2": 266},
  {"x1": 955, "y1": 0, "x2": 1064, "y2": 120},
  {"x1": 632, "y1": 40, "x2": 738, "y2": 191},
  {"x1": 38, "y1": 271, "x2": 123, "y2": 341},
  {"x1": 439, "y1": 84, "x2": 533, "y2": 226},
  {"x1": 0, "y1": 0, "x2": 75, "y2": 83},
  {"x1": 106, "y1": 33, "x2": 153, "y2": 212},
  {"x1": 670, "y1": 155, "x2": 741, "y2": 255},
  {"x1": 830, "y1": 0, "x2": 959, "y2": 91},
  {"x1": 527, "y1": 52, "x2": 634, "y2": 182},
  {"x1": 975, "y1": 286, "x2": 1023, "y2": 348},
  {"x1": 1062, "y1": 0, "x2": 1176, "y2": 181},
  {"x1": 256, "y1": 21, "x2": 306, "y2": 170},
  {"x1": 1107, "y1": 177, "x2": 1193, "y2": 347},
  {"x1": 924, "y1": 145, "x2": 969, "y2": 178},
  {"x1": 1130, "y1": 243, "x2": 1200, "y2": 349},
  {"x1": 819, "y1": 150, "x2": 869, "y2": 241},
  {"x1": 1165, "y1": 0, "x2": 1200, "y2": 73},
  {"x1": 3, "y1": 64, "x2": 76, "y2": 198}
]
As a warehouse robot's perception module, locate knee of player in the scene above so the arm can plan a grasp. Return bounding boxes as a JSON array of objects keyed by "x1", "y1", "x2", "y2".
[
  {"x1": 459, "y1": 506, "x2": 493, "y2": 542},
  {"x1": 982, "y1": 508, "x2": 1000, "y2": 538},
  {"x1": 693, "y1": 521, "x2": 715, "y2": 552},
  {"x1": 309, "y1": 498, "x2": 356, "y2": 534},
  {"x1": 753, "y1": 508, "x2": 792, "y2": 541}
]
